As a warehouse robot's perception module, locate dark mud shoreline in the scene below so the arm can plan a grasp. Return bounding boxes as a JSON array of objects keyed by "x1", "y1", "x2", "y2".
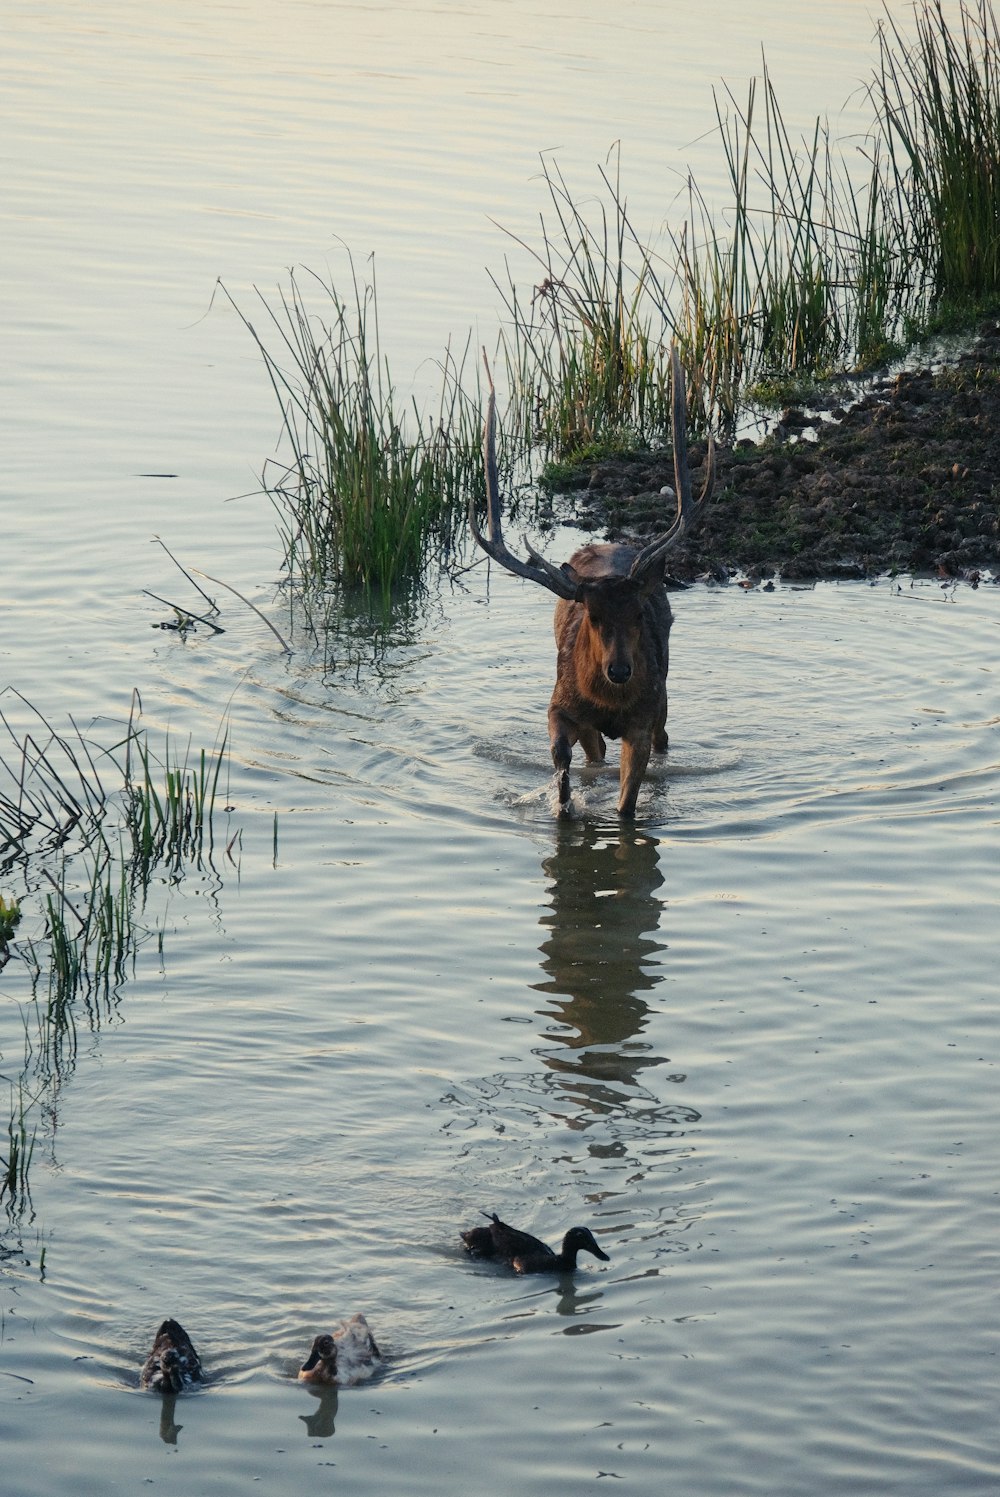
[{"x1": 550, "y1": 318, "x2": 1000, "y2": 585}]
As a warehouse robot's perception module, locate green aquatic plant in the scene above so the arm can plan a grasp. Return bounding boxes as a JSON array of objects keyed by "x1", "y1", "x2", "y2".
[
  {"x1": 227, "y1": 265, "x2": 484, "y2": 594},
  {"x1": 0, "y1": 689, "x2": 110, "y2": 864},
  {"x1": 496, "y1": 2, "x2": 1000, "y2": 442},
  {"x1": 670, "y1": 61, "x2": 912, "y2": 419},
  {"x1": 0, "y1": 693, "x2": 243, "y2": 1209},
  {"x1": 225, "y1": 1, "x2": 1000, "y2": 528},
  {"x1": 874, "y1": 0, "x2": 1000, "y2": 312},
  {"x1": 36, "y1": 892, "x2": 81, "y2": 1075},
  {"x1": 36, "y1": 845, "x2": 139, "y2": 1031},
  {"x1": 494, "y1": 150, "x2": 681, "y2": 457},
  {"x1": 124, "y1": 726, "x2": 231, "y2": 868},
  {"x1": 1, "y1": 1085, "x2": 36, "y2": 1214},
  {"x1": 492, "y1": 79, "x2": 905, "y2": 447}
]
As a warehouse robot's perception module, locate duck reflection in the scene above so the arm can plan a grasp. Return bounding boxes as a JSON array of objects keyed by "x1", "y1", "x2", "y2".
[
  {"x1": 298, "y1": 1385, "x2": 339, "y2": 1438},
  {"x1": 510, "y1": 1273, "x2": 622, "y2": 1330},
  {"x1": 532, "y1": 823, "x2": 668, "y2": 1113},
  {"x1": 156, "y1": 1394, "x2": 182, "y2": 1446},
  {"x1": 551, "y1": 1277, "x2": 620, "y2": 1330}
]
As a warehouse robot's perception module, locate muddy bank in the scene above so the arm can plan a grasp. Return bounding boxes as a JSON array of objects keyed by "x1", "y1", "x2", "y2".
[{"x1": 547, "y1": 318, "x2": 1000, "y2": 583}]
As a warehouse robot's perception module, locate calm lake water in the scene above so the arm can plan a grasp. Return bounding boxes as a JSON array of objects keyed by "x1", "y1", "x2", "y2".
[{"x1": 3, "y1": 3, "x2": 999, "y2": 1494}]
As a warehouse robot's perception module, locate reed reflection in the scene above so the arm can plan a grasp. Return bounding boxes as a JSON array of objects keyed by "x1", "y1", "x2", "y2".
[{"x1": 532, "y1": 823, "x2": 669, "y2": 1115}]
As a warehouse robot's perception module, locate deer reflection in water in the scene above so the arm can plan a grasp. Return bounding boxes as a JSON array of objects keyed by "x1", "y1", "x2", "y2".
[
  {"x1": 532, "y1": 825, "x2": 688, "y2": 1119},
  {"x1": 445, "y1": 827, "x2": 698, "y2": 1255}
]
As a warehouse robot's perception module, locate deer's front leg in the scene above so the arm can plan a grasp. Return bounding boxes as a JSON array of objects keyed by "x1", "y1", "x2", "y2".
[
  {"x1": 548, "y1": 706, "x2": 579, "y2": 811},
  {"x1": 618, "y1": 731, "x2": 653, "y2": 818}
]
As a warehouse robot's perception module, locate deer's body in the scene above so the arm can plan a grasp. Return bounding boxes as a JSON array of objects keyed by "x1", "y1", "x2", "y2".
[
  {"x1": 548, "y1": 543, "x2": 673, "y2": 817},
  {"x1": 471, "y1": 347, "x2": 713, "y2": 818}
]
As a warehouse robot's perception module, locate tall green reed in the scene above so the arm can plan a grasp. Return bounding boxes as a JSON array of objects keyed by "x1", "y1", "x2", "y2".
[
  {"x1": 226, "y1": 5, "x2": 1000, "y2": 492},
  {"x1": 2, "y1": 1085, "x2": 35, "y2": 1214},
  {"x1": 227, "y1": 265, "x2": 483, "y2": 593},
  {"x1": 495, "y1": 2, "x2": 999, "y2": 446},
  {"x1": 873, "y1": 0, "x2": 1000, "y2": 315},
  {"x1": 677, "y1": 64, "x2": 910, "y2": 405},
  {"x1": 494, "y1": 152, "x2": 680, "y2": 455},
  {"x1": 493, "y1": 95, "x2": 900, "y2": 455},
  {"x1": 0, "y1": 691, "x2": 109, "y2": 864},
  {"x1": 124, "y1": 722, "x2": 231, "y2": 870},
  {"x1": 0, "y1": 695, "x2": 238, "y2": 1212}
]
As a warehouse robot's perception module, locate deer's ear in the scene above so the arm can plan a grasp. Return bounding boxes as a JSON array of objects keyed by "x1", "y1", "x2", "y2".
[{"x1": 559, "y1": 561, "x2": 584, "y2": 593}]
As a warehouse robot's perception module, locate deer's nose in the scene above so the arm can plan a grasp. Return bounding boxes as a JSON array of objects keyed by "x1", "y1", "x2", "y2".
[{"x1": 607, "y1": 662, "x2": 632, "y2": 684}]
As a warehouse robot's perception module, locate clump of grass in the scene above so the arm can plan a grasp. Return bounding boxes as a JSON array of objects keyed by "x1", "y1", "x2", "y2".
[
  {"x1": 493, "y1": 3, "x2": 1000, "y2": 445},
  {"x1": 0, "y1": 690, "x2": 109, "y2": 864},
  {"x1": 36, "y1": 896, "x2": 81, "y2": 1075},
  {"x1": 668, "y1": 62, "x2": 913, "y2": 423},
  {"x1": 222, "y1": 2, "x2": 1000, "y2": 539},
  {"x1": 538, "y1": 436, "x2": 650, "y2": 495},
  {"x1": 1, "y1": 688, "x2": 235, "y2": 884},
  {"x1": 87, "y1": 843, "x2": 137, "y2": 995},
  {"x1": 35, "y1": 845, "x2": 138, "y2": 1034},
  {"x1": 746, "y1": 371, "x2": 841, "y2": 409},
  {"x1": 692, "y1": 0, "x2": 1000, "y2": 392},
  {"x1": 491, "y1": 99, "x2": 905, "y2": 449},
  {"x1": 875, "y1": 0, "x2": 1000, "y2": 314},
  {"x1": 124, "y1": 723, "x2": 231, "y2": 869},
  {"x1": 0, "y1": 693, "x2": 242, "y2": 1211},
  {"x1": 494, "y1": 151, "x2": 681, "y2": 457},
  {"x1": 227, "y1": 265, "x2": 484, "y2": 594}
]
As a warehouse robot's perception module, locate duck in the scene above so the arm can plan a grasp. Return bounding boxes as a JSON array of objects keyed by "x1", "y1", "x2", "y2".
[
  {"x1": 139, "y1": 1318, "x2": 203, "y2": 1393},
  {"x1": 461, "y1": 1212, "x2": 610, "y2": 1274},
  {"x1": 298, "y1": 1313, "x2": 382, "y2": 1387}
]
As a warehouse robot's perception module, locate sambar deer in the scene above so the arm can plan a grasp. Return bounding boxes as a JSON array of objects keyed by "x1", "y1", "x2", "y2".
[{"x1": 471, "y1": 346, "x2": 715, "y2": 818}]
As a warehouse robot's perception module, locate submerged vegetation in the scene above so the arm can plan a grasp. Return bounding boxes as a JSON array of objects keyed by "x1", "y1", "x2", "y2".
[
  {"x1": 0, "y1": 691, "x2": 236, "y2": 1217},
  {"x1": 235, "y1": 0, "x2": 1000, "y2": 590}
]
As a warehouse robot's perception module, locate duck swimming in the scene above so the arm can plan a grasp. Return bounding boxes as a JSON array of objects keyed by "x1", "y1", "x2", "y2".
[
  {"x1": 461, "y1": 1213, "x2": 610, "y2": 1274},
  {"x1": 139, "y1": 1318, "x2": 203, "y2": 1393},
  {"x1": 298, "y1": 1313, "x2": 382, "y2": 1387}
]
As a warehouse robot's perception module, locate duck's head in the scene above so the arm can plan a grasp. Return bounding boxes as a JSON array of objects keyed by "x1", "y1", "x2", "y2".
[
  {"x1": 153, "y1": 1347, "x2": 186, "y2": 1394},
  {"x1": 298, "y1": 1333, "x2": 338, "y2": 1385},
  {"x1": 563, "y1": 1227, "x2": 610, "y2": 1262}
]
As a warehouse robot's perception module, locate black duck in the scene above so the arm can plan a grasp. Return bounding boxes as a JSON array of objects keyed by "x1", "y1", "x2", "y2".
[{"x1": 461, "y1": 1212, "x2": 610, "y2": 1274}]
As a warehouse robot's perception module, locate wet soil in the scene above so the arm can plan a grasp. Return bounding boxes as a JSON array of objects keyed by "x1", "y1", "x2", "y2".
[{"x1": 548, "y1": 318, "x2": 1000, "y2": 584}]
